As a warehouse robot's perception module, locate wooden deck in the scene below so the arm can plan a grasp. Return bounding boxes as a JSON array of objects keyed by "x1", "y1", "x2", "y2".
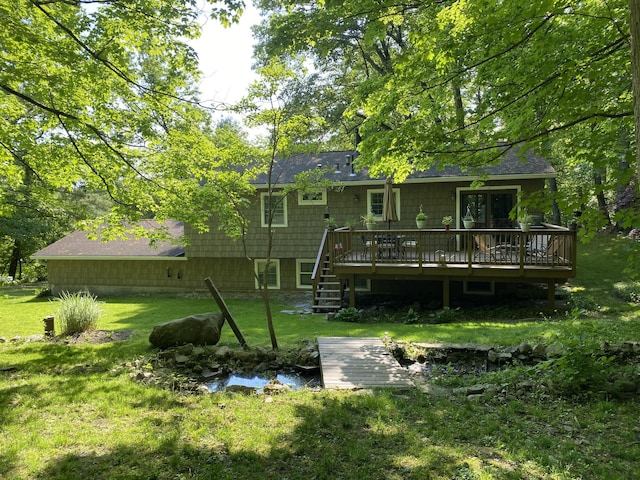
[
  {"x1": 317, "y1": 337, "x2": 414, "y2": 389},
  {"x1": 312, "y1": 225, "x2": 577, "y2": 311}
]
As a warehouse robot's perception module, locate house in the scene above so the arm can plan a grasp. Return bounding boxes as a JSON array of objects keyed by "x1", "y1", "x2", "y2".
[
  {"x1": 33, "y1": 148, "x2": 575, "y2": 309},
  {"x1": 32, "y1": 219, "x2": 187, "y2": 296}
]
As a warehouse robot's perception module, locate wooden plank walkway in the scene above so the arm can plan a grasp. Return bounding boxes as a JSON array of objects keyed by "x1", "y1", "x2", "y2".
[{"x1": 317, "y1": 337, "x2": 414, "y2": 389}]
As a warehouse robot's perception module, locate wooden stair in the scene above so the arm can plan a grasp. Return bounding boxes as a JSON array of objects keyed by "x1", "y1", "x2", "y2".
[{"x1": 312, "y1": 255, "x2": 343, "y2": 313}]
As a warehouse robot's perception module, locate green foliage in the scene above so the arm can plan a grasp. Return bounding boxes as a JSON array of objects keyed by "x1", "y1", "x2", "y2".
[
  {"x1": 612, "y1": 281, "x2": 640, "y2": 303},
  {"x1": 331, "y1": 307, "x2": 363, "y2": 323},
  {"x1": 0, "y1": 0, "x2": 247, "y2": 241},
  {"x1": 402, "y1": 307, "x2": 421, "y2": 324},
  {"x1": 255, "y1": 0, "x2": 639, "y2": 230},
  {"x1": 54, "y1": 290, "x2": 103, "y2": 335},
  {"x1": 534, "y1": 323, "x2": 620, "y2": 397},
  {"x1": 428, "y1": 307, "x2": 460, "y2": 324}
]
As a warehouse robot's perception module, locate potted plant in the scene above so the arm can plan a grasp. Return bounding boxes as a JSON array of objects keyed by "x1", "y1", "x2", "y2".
[
  {"x1": 462, "y1": 206, "x2": 474, "y2": 229},
  {"x1": 324, "y1": 217, "x2": 338, "y2": 231},
  {"x1": 518, "y1": 211, "x2": 532, "y2": 232},
  {"x1": 415, "y1": 205, "x2": 428, "y2": 229},
  {"x1": 361, "y1": 211, "x2": 377, "y2": 230},
  {"x1": 345, "y1": 218, "x2": 357, "y2": 231},
  {"x1": 441, "y1": 215, "x2": 453, "y2": 231}
]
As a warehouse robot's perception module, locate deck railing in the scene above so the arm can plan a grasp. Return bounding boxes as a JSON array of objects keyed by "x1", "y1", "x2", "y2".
[{"x1": 326, "y1": 224, "x2": 576, "y2": 273}]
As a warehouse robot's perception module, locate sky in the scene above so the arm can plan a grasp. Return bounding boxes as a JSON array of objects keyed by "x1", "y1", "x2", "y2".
[{"x1": 191, "y1": 5, "x2": 261, "y2": 115}]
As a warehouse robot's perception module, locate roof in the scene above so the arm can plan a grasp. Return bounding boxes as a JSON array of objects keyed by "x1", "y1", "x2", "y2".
[
  {"x1": 253, "y1": 147, "x2": 556, "y2": 186},
  {"x1": 32, "y1": 220, "x2": 185, "y2": 260}
]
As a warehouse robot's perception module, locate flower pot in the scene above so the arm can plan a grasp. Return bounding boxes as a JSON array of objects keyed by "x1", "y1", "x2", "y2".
[
  {"x1": 463, "y1": 220, "x2": 474, "y2": 229},
  {"x1": 444, "y1": 224, "x2": 450, "y2": 232},
  {"x1": 519, "y1": 223, "x2": 531, "y2": 232},
  {"x1": 416, "y1": 220, "x2": 428, "y2": 229},
  {"x1": 366, "y1": 222, "x2": 376, "y2": 231}
]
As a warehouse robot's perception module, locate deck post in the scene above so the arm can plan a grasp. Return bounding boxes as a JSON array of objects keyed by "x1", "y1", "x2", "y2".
[
  {"x1": 443, "y1": 277, "x2": 450, "y2": 308},
  {"x1": 349, "y1": 275, "x2": 356, "y2": 308},
  {"x1": 547, "y1": 281, "x2": 555, "y2": 311}
]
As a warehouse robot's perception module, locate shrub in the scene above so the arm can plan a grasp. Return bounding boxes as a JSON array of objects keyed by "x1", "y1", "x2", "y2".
[
  {"x1": 54, "y1": 290, "x2": 102, "y2": 335},
  {"x1": 331, "y1": 307, "x2": 363, "y2": 323},
  {"x1": 428, "y1": 307, "x2": 459, "y2": 324},
  {"x1": 612, "y1": 281, "x2": 640, "y2": 303},
  {"x1": 402, "y1": 307, "x2": 421, "y2": 324}
]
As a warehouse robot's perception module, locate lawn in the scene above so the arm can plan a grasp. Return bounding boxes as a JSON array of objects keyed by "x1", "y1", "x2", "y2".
[{"x1": 1, "y1": 234, "x2": 639, "y2": 479}]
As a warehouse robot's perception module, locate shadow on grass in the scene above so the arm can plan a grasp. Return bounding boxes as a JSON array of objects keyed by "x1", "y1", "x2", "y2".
[
  {"x1": 2, "y1": 340, "x2": 638, "y2": 478},
  {"x1": 25, "y1": 390, "x2": 544, "y2": 480}
]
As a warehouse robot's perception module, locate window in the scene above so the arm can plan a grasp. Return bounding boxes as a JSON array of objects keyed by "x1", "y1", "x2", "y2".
[
  {"x1": 298, "y1": 189, "x2": 327, "y2": 205},
  {"x1": 459, "y1": 187, "x2": 518, "y2": 228},
  {"x1": 296, "y1": 260, "x2": 315, "y2": 289},
  {"x1": 254, "y1": 259, "x2": 280, "y2": 289},
  {"x1": 353, "y1": 277, "x2": 370, "y2": 292},
  {"x1": 261, "y1": 192, "x2": 287, "y2": 227},
  {"x1": 463, "y1": 281, "x2": 494, "y2": 295},
  {"x1": 367, "y1": 189, "x2": 401, "y2": 220}
]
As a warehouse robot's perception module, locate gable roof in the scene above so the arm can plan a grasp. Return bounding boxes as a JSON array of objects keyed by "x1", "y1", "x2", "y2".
[
  {"x1": 253, "y1": 147, "x2": 556, "y2": 186},
  {"x1": 32, "y1": 220, "x2": 185, "y2": 260}
]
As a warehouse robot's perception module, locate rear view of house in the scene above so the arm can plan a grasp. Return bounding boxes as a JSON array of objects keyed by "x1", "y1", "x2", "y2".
[{"x1": 33, "y1": 148, "x2": 575, "y2": 309}]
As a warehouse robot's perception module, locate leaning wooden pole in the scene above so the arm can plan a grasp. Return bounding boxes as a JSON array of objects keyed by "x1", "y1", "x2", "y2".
[{"x1": 204, "y1": 277, "x2": 249, "y2": 350}]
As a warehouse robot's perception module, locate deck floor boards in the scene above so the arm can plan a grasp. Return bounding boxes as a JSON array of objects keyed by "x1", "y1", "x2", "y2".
[{"x1": 317, "y1": 337, "x2": 414, "y2": 389}]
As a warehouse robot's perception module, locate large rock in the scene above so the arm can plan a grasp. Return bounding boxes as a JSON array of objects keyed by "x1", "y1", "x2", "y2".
[{"x1": 149, "y1": 313, "x2": 224, "y2": 348}]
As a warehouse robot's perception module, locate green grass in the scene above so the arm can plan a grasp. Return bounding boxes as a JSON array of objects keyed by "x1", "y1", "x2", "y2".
[{"x1": 1, "y1": 233, "x2": 639, "y2": 479}]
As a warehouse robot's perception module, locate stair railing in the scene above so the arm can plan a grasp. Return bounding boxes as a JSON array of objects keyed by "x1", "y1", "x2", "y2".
[{"x1": 311, "y1": 228, "x2": 329, "y2": 304}]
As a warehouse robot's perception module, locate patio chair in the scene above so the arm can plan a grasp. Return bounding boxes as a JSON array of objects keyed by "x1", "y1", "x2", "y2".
[
  {"x1": 361, "y1": 234, "x2": 375, "y2": 260},
  {"x1": 544, "y1": 235, "x2": 568, "y2": 263},
  {"x1": 473, "y1": 234, "x2": 507, "y2": 261}
]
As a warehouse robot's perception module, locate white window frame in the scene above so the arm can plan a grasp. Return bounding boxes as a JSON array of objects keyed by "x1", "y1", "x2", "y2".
[
  {"x1": 298, "y1": 188, "x2": 327, "y2": 206},
  {"x1": 367, "y1": 188, "x2": 401, "y2": 221},
  {"x1": 260, "y1": 192, "x2": 288, "y2": 227},
  {"x1": 296, "y1": 259, "x2": 316, "y2": 289},
  {"x1": 353, "y1": 277, "x2": 371, "y2": 292},
  {"x1": 254, "y1": 259, "x2": 281, "y2": 290}
]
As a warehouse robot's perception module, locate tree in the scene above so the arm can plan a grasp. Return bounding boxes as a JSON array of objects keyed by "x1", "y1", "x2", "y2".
[
  {"x1": 229, "y1": 58, "x2": 327, "y2": 350},
  {"x1": 255, "y1": 0, "x2": 638, "y2": 230},
  {"x1": 1, "y1": 0, "x2": 245, "y2": 238}
]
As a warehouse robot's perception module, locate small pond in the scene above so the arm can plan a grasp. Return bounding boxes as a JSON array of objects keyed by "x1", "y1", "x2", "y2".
[{"x1": 206, "y1": 372, "x2": 321, "y2": 393}]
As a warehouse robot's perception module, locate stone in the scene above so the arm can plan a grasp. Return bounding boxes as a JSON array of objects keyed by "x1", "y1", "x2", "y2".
[
  {"x1": 545, "y1": 343, "x2": 564, "y2": 357},
  {"x1": 263, "y1": 379, "x2": 290, "y2": 394},
  {"x1": 149, "y1": 312, "x2": 224, "y2": 348},
  {"x1": 174, "y1": 354, "x2": 190, "y2": 364},
  {"x1": 25, "y1": 334, "x2": 44, "y2": 343},
  {"x1": 518, "y1": 342, "x2": 532, "y2": 354},
  {"x1": 226, "y1": 385, "x2": 256, "y2": 394},
  {"x1": 532, "y1": 344, "x2": 547, "y2": 358},
  {"x1": 0, "y1": 336, "x2": 6, "y2": 343},
  {"x1": 176, "y1": 344, "x2": 194, "y2": 355},
  {"x1": 487, "y1": 349, "x2": 498, "y2": 363},
  {"x1": 196, "y1": 385, "x2": 211, "y2": 395},
  {"x1": 214, "y1": 346, "x2": 232, "y2": 358}
]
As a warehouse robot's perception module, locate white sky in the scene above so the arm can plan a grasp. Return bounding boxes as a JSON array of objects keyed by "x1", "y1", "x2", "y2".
[{"x1": 191, "y1": 6, "x2": 261, "y2": 114}]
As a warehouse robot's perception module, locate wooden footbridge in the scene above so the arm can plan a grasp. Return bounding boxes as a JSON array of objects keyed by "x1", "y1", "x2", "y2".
[{"x1": 317, "y1": 337, "x2": 414, "y2": 389}]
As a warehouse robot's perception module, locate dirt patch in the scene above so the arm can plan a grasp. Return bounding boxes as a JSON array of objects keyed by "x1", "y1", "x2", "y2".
[{"x1": 59, "y1": 329, "x2": 132, "y2": 345}]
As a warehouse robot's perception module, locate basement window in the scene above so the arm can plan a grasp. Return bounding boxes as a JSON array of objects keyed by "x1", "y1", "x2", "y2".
[
  {"x1": 254, "y1": 259, "x2": 280, "y2": 290},
  {"x1": 296, "y1": 260, "x2": 315, "y2": 289},
  {"x1": 463, "y1": 281, "x2": 495, "y2": 295}
]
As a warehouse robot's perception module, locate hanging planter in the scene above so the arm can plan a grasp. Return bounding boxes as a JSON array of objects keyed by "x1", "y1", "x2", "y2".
[
  {"x1": 415, "y1": 204, "x2": 428, "y2": 229},
  {"x1": 462, "y1": 206, "x2": 474, "y2": 229}
]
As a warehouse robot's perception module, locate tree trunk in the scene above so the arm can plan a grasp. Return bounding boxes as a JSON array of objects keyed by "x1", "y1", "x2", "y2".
[
  {"x1": 594, "y1": 171, "x2": 612, "y2": 228},
  {"x1": 8, "y1": 241, "x2": 21, "y2": 280},
  {"x1": 629, "y1": 0, "x2": 640, "y2": 183},
  {"x1": 548, "y1": 177, "x2": 562, "y2": 225}
]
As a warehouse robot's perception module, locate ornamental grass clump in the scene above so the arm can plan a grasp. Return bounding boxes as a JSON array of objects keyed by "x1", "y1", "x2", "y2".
[{"x1": 55, "y1": 290, "x2": 102, "y2": 335}]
